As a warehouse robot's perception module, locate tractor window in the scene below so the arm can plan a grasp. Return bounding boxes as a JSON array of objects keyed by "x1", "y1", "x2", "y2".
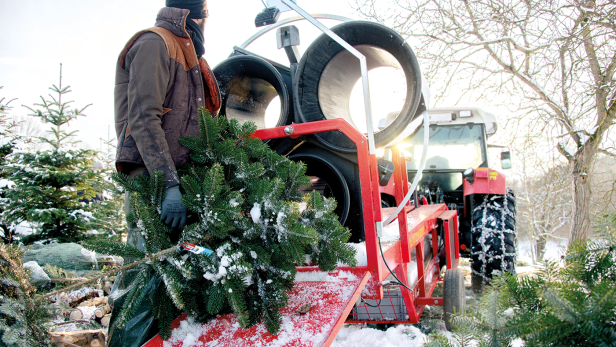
[{"x1": 402, "y1": 124, "x2": 486, "y2": 170}]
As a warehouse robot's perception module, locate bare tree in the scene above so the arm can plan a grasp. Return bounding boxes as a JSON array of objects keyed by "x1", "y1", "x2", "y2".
[
  {"x1": 513, "y1": 148, "x2": 572, "y2": 263},
  {"x1": 355, "y1": 0, "x2": 616, "y2": 245}
]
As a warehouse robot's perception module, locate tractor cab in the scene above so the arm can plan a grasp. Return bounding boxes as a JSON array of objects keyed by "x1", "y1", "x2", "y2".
[{"x1": 381, "y1": 107, "x2": 509, "y2": 207}]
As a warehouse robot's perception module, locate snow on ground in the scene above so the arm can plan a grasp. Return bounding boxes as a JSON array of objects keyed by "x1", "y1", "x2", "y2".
[
  {"x1": 333, "y1": 324, "x2": 428, "y2": 347},
  {"x1": 517, "y1": 238, "x2": 568, "y2": 266}
]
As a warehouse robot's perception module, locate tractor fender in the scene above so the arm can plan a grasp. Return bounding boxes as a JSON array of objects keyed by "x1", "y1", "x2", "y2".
[
  {"x1": 462, "y1": 168, "x2": 507, "y2": 218},
  {"x1": 463, "y1": 168, "x2": 507, "y2": 197}
]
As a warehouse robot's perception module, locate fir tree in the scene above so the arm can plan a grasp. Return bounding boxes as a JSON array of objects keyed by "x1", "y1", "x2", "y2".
[
  {"x1": 437, "y1": 212, "x2": 616, "y2": 347},
  {"x1": 2, "y1": 65, "x2": 102, "y2": 244},
  {"x1": 0, "y1": 87, "x2": 22, "y2": 244},
  {"x1": 89, "y1": 130, "x2": 126, "y2": 241},
  {"x1": 84, "y1": 109, "x2": 357, "y2": 338},
  {"x1": 0, "y1": 244, "x2": 53, "y2": 347}
]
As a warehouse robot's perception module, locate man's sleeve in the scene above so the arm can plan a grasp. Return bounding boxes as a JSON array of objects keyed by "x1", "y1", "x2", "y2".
[{"x1": 125, "y1": 33, "x2": 180, "y2": 188}]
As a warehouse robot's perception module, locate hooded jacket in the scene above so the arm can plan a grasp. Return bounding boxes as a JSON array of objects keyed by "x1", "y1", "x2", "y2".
[{"x1": 114, "y1": 7, "x2": 221, "y2": 188}]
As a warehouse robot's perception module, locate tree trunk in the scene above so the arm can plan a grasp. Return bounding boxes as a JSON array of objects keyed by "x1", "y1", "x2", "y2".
[
  {"x1": 568, "y1": 149, "x2": 595, "y2": 246},
  {"x1": 536, "y1": 235, "x2": 547, "y2": 261}
]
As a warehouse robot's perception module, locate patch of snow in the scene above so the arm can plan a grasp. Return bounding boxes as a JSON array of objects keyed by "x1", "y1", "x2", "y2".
[
  {"x1": 0, "y1": 179, "x2": 15, "y2": 189},
  {"x1": 559, "y1": 139, "x2": 576, "y2": 157},
  {"x1": 294, "y1": 271, "x2": 340, "y2": 282},
  {"x1": 163, "y1": 317, "x2": 203, "y2": 347},
  {"x1": 250, "y1": 203, "x2": 261, "y2": 224},
  {"x1": 14, "y1": 221, "x2": 35, "y2": 236},
  {"x1": 333, "y1": 324, "x2": 427, "y2": 347},
  {"x1": 338, "y1": 243, "x2": 368, "y2": 267}
]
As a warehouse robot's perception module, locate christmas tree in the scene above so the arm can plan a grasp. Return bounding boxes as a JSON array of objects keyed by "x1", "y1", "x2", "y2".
[
  {"x1": 89, "y1": 130, "x2": 126, "y2": 242},
  {"x1": 84, "y1": 109, "x2": 357, "y2": 338},
  {"x1": 433, "y1": 211, "x2": 616, "y2": 347},
  {"x1": 2, "y1": 65, "x2": 102, "y2": 244},
  {"x1": 0, "y1": 87, "x2": 23, "y2": 244}
]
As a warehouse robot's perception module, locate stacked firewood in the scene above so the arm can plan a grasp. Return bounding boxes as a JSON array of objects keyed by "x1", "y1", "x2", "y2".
[{"x1": 48, "y1": 278, "x2": 116, "y2": 346}]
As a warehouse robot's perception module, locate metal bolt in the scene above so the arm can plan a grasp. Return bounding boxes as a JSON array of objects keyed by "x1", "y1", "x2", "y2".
[
  {"x1": 434, "y1": 299, "x2": 439, "y2": 304},
  {"x1": 284, "y1": 126, "x2": 294, "y2": 135}
]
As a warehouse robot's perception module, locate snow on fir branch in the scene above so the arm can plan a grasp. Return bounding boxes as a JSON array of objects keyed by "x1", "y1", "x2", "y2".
[{"x1": 83, "y1": 108, "x2": 357, "y2": 338}]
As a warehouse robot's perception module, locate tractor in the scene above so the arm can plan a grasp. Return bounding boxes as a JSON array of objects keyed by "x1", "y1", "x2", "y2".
[{"x1": 380, "y1": 107, "x2": 517, "y2": 287}]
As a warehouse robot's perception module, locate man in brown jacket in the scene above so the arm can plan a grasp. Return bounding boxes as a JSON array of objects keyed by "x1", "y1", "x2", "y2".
[{"x1": 109, "y1": 1, "x2": 220, "y2": 345}]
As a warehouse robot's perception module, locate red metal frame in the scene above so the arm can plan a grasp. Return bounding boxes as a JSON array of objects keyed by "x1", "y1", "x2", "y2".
[
  {"x1": 255, "y1": 120, "x2": 460, "y2": 324},
  {"x1": 144, "y1": 119, "x2": 461, "y2": 347}
]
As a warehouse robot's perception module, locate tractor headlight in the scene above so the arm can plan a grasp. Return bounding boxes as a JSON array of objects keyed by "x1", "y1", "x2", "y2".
[{"x1": 463, "y1": 168, "x2": 474, "y2": 178}]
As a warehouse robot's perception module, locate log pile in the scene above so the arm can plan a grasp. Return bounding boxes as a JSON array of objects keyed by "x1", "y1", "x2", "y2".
[
  {"x1": 51, "y1": 287, "x2": 103, "y2": 307},
  {"x1": 100, "y1": 314, "x2": 111, "y2": 328},
  {"x1": 46, "y1": 280, "x2": 116, "y2": 346},
  {"x1": 49, "y1": 330, "x2": 106, "y2": 347}
]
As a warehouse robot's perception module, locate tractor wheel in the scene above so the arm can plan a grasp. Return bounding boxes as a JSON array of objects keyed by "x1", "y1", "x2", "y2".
[
  {"x1": 470, "y1": 188, "x2": 517, "y2": 291},
  {"x1": 443, "y1": 268, "x2": 465, "y2": 331}
]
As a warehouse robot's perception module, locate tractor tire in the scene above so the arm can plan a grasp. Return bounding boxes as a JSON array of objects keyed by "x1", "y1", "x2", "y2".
[
  {"x1": 470, "y1": 188, "x2": 516, "y2": 291},
  {"x1": 443, "y1": 268, "x2": 465, "y2": 331}
]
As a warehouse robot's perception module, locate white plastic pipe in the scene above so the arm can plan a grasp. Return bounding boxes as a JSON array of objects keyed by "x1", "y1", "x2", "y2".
[{"x1": 383, "y1": 110, "x2": 430, "y2": 227}]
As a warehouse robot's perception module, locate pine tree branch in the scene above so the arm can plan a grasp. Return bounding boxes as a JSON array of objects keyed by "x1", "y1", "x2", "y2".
[
  {"x1": 35, "y1": 246, "x2": 179, "y2": 302},
  {"x1": 594, "y1": 281, "x2": 616, "y2": 308}
]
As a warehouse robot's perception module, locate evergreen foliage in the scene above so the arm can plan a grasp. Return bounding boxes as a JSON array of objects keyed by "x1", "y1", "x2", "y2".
[
  {"x1": 433, "y1": 212, "x2": 616, "y2": 347},
  {"x1": 89, "y1": 134, "x2": 126, "y2": 241},
  {"x1": 1, "y1": 66, "x2": 103, "y2": 244},
  {"x1": 0, "y1": 244, "x2": 53, "y2": 347},
  {"x1": 84, "y1": 109, "x2": 357, "y2": 338},
  {"x1": 0, "y1": 87, "x2": 21, "y2": 244}
]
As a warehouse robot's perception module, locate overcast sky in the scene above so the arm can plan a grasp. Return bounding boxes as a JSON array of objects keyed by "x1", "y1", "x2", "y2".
[{"x1": 0, "y1": 0, "x2": 359, "y2": 150}]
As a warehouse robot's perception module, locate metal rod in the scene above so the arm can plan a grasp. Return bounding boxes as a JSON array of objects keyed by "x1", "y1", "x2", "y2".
[
  {"x1": 383, "y1": 111, "x2": 430, "y2": 227},
  {"x1": 280, "y1": 0, "x2": 377, "y2": 155},
  {"x1": 240, "y1": 14, "x2": 352, "y2": 49}
]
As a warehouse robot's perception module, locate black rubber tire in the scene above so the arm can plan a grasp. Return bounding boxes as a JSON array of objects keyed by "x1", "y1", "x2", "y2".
[
  {"x1": 443, "y1": 268, "x2": 465, "y2": 331},
  {"x1": 470, "y1": 188, "x2": 517, "y2": 291},
  {"x1": 381, "y1": 194, "x2": 396, "y2": 208}
]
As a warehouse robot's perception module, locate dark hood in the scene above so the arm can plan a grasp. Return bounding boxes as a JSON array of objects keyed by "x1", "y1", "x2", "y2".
[{"x1": 155, "y1": 7, "x2": 191, "y2": 39}]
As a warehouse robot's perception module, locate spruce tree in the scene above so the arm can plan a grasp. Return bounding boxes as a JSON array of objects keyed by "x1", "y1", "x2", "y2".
[
  {"x1": 89, "y1": 131, "x2": 126, "y2": 241},
  {"x1": 0, "y1": 87, "x2": 22, "y2": 244},
  {"x1": 437, "y1": 212, "x2": 616, "y2": 347},
  {"x1": 2, "y1": 65, "x2": 102, "y2": 244},
  {"x1": 84, "y1": 109, "x2": 357, "y2": 338}
]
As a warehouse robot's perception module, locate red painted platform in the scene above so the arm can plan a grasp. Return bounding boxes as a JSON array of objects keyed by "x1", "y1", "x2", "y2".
[{"x1": 143, "y1": 271, "x2": 370, "y2": 347}]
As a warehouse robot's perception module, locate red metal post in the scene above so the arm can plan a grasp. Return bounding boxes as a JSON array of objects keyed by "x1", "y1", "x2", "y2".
[
  {"x1": 453, "y1": 213, "x2": 460, "y2": 262},
  {"x1": 443, "y1": 218, "x2": 452, "y2": 269},
  {"x1": 431, "y1": 227, "x2": 438, "y2": 267},
  {"x1": 415, "y1": 241, "x2": 426, "y2": 298},
  {"x1": 394, "y1": 262, "x2": 418, "y2": 322},
  {"x1": 391, "y1": 147, "x2": 411, "y2": 263}
]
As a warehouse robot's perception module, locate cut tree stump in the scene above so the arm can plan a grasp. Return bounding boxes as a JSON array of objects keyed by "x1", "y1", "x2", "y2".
[
  {"x1": 69, "y1": 291, "x2": 99, "y2": 308},
  {"x1": 78, "y1": 297, "x2": 108, "y2": 307},
  {"x1": 69, "y1": 306, "x2": 96, "y2": 321},
  {"x1": 94, "y1": 305, "x2": 111, "y2": 318},
  {"x1": 100, "y1": 314, "x2": 111, "y2": 328},
  {"x1": 49, "y1": 329, "x2": 105, "y2": 347}
]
